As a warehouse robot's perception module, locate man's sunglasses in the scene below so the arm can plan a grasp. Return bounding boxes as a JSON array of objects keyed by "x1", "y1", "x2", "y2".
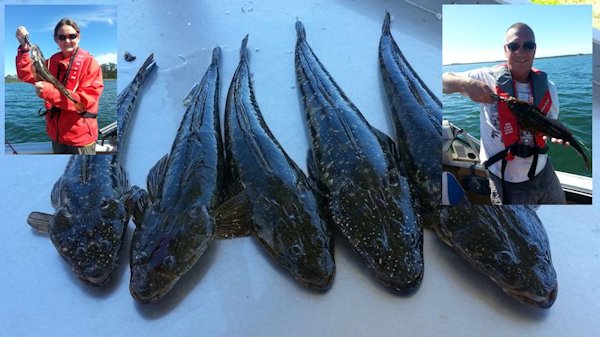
[
  {"x1": 57, "y1": 33, "x2": 79, "y2": 41},
  {"x1": 506, "y1": 41, "x2": 536, "y2": 52}
]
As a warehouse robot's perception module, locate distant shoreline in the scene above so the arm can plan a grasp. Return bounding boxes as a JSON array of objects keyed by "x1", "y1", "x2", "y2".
[{"x1": 443, "y1": 53, "x2": 592, "y2": 66}]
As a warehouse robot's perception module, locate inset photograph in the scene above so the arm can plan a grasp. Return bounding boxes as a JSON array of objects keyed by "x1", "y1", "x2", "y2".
[
  {"x1": 442, "y1": 4, "x2": 593, "y2": 205},
  {"x1": 4, "y1": 4, "x2": 117, "y2": 155}
]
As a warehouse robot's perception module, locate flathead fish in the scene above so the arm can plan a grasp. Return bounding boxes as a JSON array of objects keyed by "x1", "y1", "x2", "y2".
[
  {"x1": 495, "y1": 94, "x2": 591, "y2": 170},
  {"x1": 117, "y1": 53, "x2": 157, "y2": 150},
  {"x1": 26, "y1": 54, "x2": 157, "y2": 286},
  {"x1": 27, "y1": 155, "x2": 137, "y2": 286},
  {"x1": 220, "y1": 36, "x2": 335, "y2": 290},
  {"x1": 379, "y1": 12, "x2": 442, "y2": 225},
  {"x1": 438, "y1": 205, "x2": 558, "y2": 308},
  {"x1": 295, "y1": 21, "x2": 423, "y2": 291},
  {"x1": 129, "y1": 48, "x2": 223, "y2": 303},
  {"x1": 23, "y1": 35, "x2": 79, "y2": 104}
]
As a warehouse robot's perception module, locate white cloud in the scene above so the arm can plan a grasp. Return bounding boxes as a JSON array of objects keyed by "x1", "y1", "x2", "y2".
[
  {"x1": 94, "y1": 52, "x2": 117, "y2": 65},
  {"x1": 40, "y1": 7, "x2": 117, "y2": 32}
]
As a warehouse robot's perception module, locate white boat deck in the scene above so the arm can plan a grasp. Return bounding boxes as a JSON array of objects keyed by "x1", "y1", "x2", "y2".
[{"x1": 0, "y1": 1, "x2": 598, "y2": 337}]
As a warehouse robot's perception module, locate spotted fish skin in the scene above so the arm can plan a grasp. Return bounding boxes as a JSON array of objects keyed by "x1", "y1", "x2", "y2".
[
  {"x1": 379, "y1": 12, "x2": 442, "y2": 224},
  {"x1": 37, "y1": 155, "x2": 133, "y2": 286},
  {"x1": 224, "y1": 36, "x2": 335, "y2": 290},
  {"x1": 26, "y1": 56, "x2": 157, "y2": 286},
  {"x1": 438, "y1": 205, "x2": 558, "y2": 308},
  {"x1": 129, "y1": 48, "x2": 223, "y2": 304},
  {"x1": 117, "y1": 53, "x2": 157, "y2": 149},
  {"x1": 295, "y1": 21, "x2": 423, "y2": 291}
]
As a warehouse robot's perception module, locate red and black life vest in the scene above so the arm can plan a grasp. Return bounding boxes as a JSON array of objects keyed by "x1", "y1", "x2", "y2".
[{"x1": 484, "y1": 64, "x2": 552, "y2": 182}]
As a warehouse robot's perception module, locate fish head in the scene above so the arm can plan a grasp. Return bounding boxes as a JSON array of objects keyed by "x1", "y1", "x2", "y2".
[
  {"x1": 485, "y1": 240, "x2": 557, "y2": 308},
  {"x1": 129, "y1": 203, "x2": 215, "y2": 303},
  {"x1": 250, "y1": 190, "x2": 336, "y2": 291},
  {"x1": 464, "y1": 206, "x2": 557, "y2": 308},
  {"x1": 49, "y1": 198, "x2": 128, "y2": 286}
]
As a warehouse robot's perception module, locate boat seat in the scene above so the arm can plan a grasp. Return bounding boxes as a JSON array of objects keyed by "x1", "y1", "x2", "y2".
[{"x1": 442, "y1": 171, "x2": 469, "y2": 205}]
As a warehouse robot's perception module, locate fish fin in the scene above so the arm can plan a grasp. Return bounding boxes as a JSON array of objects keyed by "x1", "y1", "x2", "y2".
[
  {"x1": 183, "y1": 83, "x2": 200, "y2": 107},
  {"x1": 306, "y1": 149, "x2": 329, "y2": 197},
  {"x1": 211, "y1": 47, "x2": 221, "y2": 65},
  {"x1": 240, "y1": 35, "x2": 250, "y2": 62},
  {"x1": 382, "y1": 11, "x2": 391, "y2": 34},
  {"x1": 147, "y1": 154, "x2": 169, "y2": 203},
  {"x1": 371, "y1": 127, "x2": 407, "y2": 173},
  {"x1": 295, "y1": 20, "x2": 306, "y2": 40},
  {"x1": 214, "y1": 190, "x2": 252, "y2": 239},
  {"x1": 129, "y1": 186, "x2": 151, "y2": 227},
  {"x1": 27, "y1": 211, "x2": 52, "y2": 233}
]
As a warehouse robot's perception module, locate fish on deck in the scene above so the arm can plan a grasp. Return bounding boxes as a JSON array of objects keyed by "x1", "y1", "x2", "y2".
[
  {"x1": 295, "y1": 20, "x2": 423, "y2": 292},
  {"x1": 378, "y1": 12, "x2": 442, "y2": 227},
  {"x1": 27, "y1": 155, "x2": 137, "y2": 286},
  {"x1": 218, "y1": 36, "x2": 335, "y2": 291},
  {"x1": 437, "y1": 204, "x2": 558, "y2": 308},
  {"x1": 129, "y1": 48, "x2": 224, "y2": 304},
  {"x1": 26, "y1": 54, "x2": 157, "y2": 286}
]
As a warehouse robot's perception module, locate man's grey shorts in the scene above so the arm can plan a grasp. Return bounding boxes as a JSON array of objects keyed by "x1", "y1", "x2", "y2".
[{"x1": 488, "y1": 159, "x2": 566, "y2": 205}]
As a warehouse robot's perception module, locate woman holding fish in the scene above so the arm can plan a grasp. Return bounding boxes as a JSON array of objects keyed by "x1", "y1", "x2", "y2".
[
  {"x1": 442, "y1": 22, "x2": 570, "y2": 205},
  {"x1": 15, "y1": 18, "x2": 103, "y2": 154}
]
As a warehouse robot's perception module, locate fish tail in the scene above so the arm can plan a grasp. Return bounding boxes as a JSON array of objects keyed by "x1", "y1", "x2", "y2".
[
  {"x1": 211, "y1": 46, "x2": 221, "y2": 65},
  {"x1": 383, "y1": 11, "x2": 391, "y2": 34},
  {"x1": 135, "y1": 53, "x2": 158, "y2": 87},
  {"x1": 240, "y1": 35, "x2": 249, "y2": 62},
  {"x1": 571, "y1": 141, "x2": 591, "y2": 170},
  {"x1": 296, "y1": 20, "x2": 306, "y2": 41}
]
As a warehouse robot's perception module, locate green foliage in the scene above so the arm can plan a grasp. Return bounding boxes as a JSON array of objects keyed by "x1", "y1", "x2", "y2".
[
  {"x1": 4, "y1": 74, "x2": 19, "y2": 82},
  {"x1": 101, "y1": 63, "x2": 117, "y2": 79}
]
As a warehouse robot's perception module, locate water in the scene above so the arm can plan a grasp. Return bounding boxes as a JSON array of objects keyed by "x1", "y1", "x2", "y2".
[
  {"x1": 442, "y1": 55, "x2": 593, "y2": 177},
  {"x1": 4, "y1": 79, "x2": 117, "y2": 144}
]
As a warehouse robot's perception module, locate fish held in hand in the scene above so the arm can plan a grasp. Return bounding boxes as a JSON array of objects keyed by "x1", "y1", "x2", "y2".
[
  {"x1": 23, "y1": 35, "x2": 79, "y2": 104},
  {"x1": 495, "y1": 94, "x2": 591, "y2": 170}
]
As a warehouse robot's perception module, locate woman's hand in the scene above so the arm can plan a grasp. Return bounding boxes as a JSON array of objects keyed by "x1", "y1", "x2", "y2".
[
  {"x1": 15, "y1": 26, "x2": 29, "y2": 48},
  {"x1": 34, "y1": 81, "x2": 44, "y2": 97}
]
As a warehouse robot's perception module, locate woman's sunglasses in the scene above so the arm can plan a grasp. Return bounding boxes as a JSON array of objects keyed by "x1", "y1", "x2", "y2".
[
  {"x1": 506, "y1": 41, "x2": 536, "y2": 52},
  {"x1": 57, "y1": 33, "x2": 79, "y2": 41}
]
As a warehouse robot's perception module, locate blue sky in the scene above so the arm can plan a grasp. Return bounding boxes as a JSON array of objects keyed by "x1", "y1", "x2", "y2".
[
  {"x1": 4, "y1": 4, "x2": 117, "y2": 75},
  {"x1": 443, "y1": 4, "x2": 592, "y2": 65}
]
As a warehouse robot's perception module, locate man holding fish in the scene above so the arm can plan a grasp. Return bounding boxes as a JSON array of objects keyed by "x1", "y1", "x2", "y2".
[
  {"x1": 15, "y1": 18, "x2": 104, "y2": 154},
  {"x1": 443, "y1": 22, "x2": 568, "y2": 205}
]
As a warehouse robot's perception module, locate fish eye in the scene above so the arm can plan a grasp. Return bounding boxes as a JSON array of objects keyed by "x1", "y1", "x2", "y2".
[
  {"x1": 495, "y1": 251, "x2": 517, "y2": 264},
  {"x1": 162, "y1": 255, "x2": 176, "y2": 271},
  {"x1": 53, "y1": 208, "x2": 73, "y2": 229},
  {"x1": 100, "y1": 200, "x2": 110, "y2": 209}
]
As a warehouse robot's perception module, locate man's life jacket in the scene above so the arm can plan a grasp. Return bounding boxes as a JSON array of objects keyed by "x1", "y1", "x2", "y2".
[{"x1": 484, "y1": 63, "x2": 552, "y2": 182}]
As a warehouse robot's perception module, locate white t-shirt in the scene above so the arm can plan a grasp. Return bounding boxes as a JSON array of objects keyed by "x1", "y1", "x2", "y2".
[{"x1": 458, "y1": 67, "x2": 559, "y2": 183}]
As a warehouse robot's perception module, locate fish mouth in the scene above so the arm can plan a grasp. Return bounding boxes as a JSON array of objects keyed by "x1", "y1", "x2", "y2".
[
  {"x1": 294, "y1": 265, "x2": 336, "y2": 291},
  {"x1": 75, "y1": 264, "x2": 114, "y2": 286},
  {"x1": 375, "y1": 264, "x2": 424, "y2": 293},
  {"x1": 505, "y1": 283, "x2": 558, "y2": 309},
  {"x1": 129, "y1": 266, "x2": 176, "y2": 304}
]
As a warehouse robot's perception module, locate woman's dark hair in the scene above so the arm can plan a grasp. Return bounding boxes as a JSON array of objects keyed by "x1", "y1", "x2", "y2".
[{"x1": 53, "y1": 18, "x2": 80, "y2": 36}]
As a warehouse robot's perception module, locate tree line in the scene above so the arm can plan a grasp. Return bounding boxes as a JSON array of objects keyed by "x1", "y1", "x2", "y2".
[{"x1": 5, "y1": 63, "x2": 117, "y2": 82}]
